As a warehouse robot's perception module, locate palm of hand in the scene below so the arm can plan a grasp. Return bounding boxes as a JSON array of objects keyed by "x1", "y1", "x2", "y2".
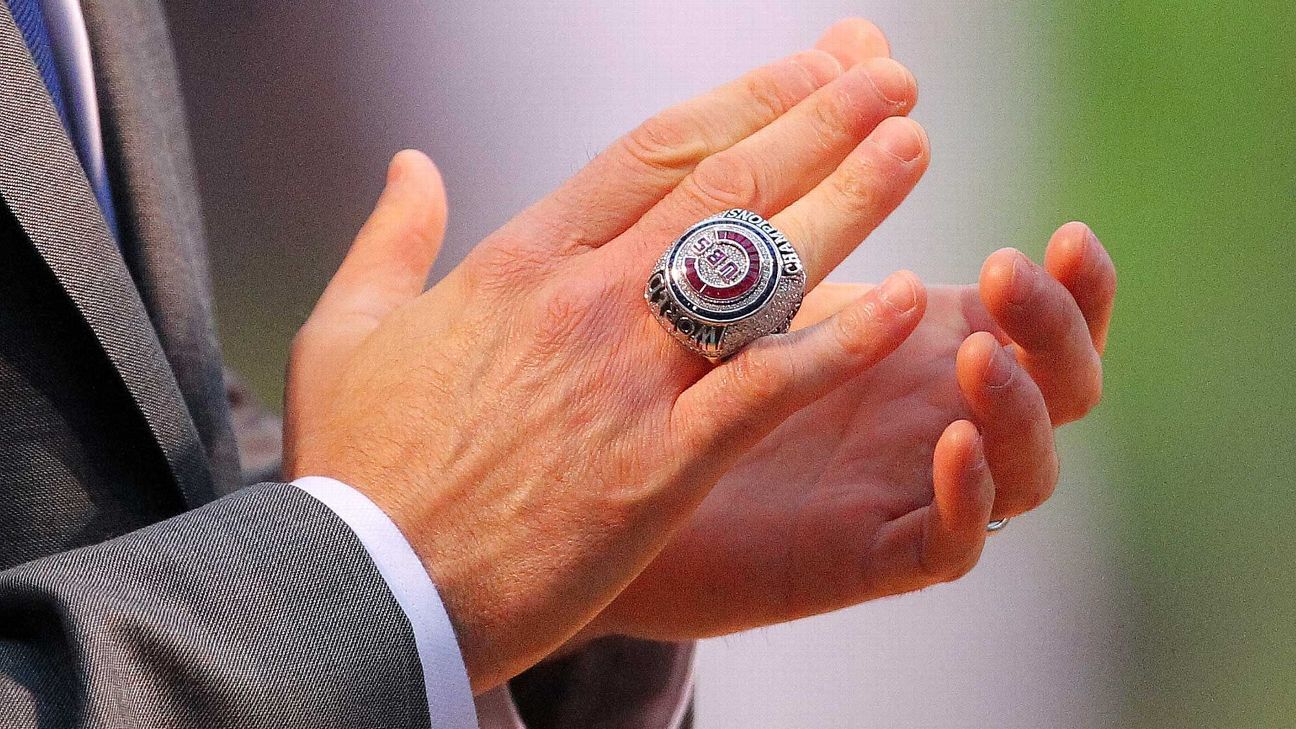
[{"x1": 603, "y1": 283, "x2": 995, "y2": 639}]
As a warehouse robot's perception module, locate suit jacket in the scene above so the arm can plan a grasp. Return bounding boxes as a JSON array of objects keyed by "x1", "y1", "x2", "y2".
[{"x1": 0, "y1": 0, "x2": 691, "y2": 726}]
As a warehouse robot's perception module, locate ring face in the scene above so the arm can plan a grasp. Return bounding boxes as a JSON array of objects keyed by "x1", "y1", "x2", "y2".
[
  {"x1": 670, "y1": 220, "x2": 778, "y2": 322},
  {"x1": 646, "y1": 209, "x2": 806, "y2": 359}
]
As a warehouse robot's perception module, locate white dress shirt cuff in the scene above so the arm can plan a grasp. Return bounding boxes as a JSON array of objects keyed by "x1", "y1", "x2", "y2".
[{"x1": 295, "y1": 476, "x2": 478, "y2": 728}]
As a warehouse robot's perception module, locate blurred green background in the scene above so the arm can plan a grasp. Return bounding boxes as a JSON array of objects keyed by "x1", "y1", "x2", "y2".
[{"x1": 1056, "y1": 3, "x2": 1296, "y2": 725}]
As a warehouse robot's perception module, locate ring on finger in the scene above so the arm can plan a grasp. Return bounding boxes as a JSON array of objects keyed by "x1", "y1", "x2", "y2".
[{"x1": 645, "y1": 208, "x2": 806, "y2": 360}]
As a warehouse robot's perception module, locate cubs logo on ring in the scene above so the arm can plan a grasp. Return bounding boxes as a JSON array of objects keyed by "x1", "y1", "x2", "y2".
[
  {"x1": 664, "y1": 218, "x2": 781, "y2": 324},
  {"x1": 646, "y1": 208, "x2": 806, "y2": 360},
  {"x1": 681, "y1": 229, "x2": 761, "y2": 301}
]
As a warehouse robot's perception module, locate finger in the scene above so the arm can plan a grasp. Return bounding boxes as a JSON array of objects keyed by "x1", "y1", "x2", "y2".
[
  {"x1": 291, "y1": 150, "x2": 447, "y2": 411},
  {"x1": 672, "y1": 271, "x2": 925, "y2": 463},
  {"x1": 866, "y1": 420, "x2": 995, "y2": 593},
  {"x1": 312, "y1": 149, "x2": 448, "y2": 325},
  {"x1": 814, "y1": 17, "x2": 891, "y2": 67},
  {"x1": 771, "y1": 116, "x2": 930, "y2": 289},
  {"x1": 1043, "y1": 221, "x2": 1117, "y2": 354},
  {"x1": 616, "y1": 58, "x2": 917, "y2": 264},
  {"x1": 791, "y1": 281, "x2": 870, "y2": 330},
  {"x1": 980, "y1": 248, "x2": 1103, "y2": 425},
  {"x1": 518, "y1": 49, "x2": 846, "y2": 251},
  {"x1": 956, "y1": 332, "x2": 1058, "y2": 519}
]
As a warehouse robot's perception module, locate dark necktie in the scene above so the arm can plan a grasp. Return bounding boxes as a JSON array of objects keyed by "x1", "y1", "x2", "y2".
[{"x1": 5, "y1": 0, "x2": 71, "y2": 131}]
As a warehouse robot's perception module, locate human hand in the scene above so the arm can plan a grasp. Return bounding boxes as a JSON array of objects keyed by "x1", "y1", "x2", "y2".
[
  {"x1": 593, "y1": 222, "x2": 1117, "y2": 640},
  {"x1": 284, "y1": 19, "x2": 931, "y2": 691}
]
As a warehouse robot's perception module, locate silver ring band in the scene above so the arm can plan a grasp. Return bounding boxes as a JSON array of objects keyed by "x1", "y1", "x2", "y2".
[
  {"x1": 986, "y1": 518, "x2": 1010, "y2": 533},
  {"x1": 645, "y1": 209, "x2": 806, "y2": 360}
]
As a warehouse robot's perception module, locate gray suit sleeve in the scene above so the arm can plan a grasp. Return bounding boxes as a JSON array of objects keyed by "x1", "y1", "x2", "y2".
[
  {"x1": 223, "y1": 371, "x2": 696, "y2": 728},
  {"x1": 0, "y1": 483, "x2": 432, "y2": 728}
]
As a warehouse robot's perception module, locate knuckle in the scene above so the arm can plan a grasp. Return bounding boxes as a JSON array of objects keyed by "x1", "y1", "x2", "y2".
[
  {"x1": 621, "y1": 111, "x2": 709, "y2": 175},
  {"x1": 530, "y1": 273, "x2": 620, "y2": 352},
  {"x1": 684, "y1": 151, "x2": 763, "y2": 213},
  {"x1": 740, "y1": 59, "x2": 817, "y2": 121},
  {"x1": 462, "y1": 238, "x2": 552, "y2": 294},
  {"x1": 828, "y1": 155, "x2": 886, "y2": 215},
  {"x1": 807, "y1": 84, "x2": 857, "y2": 141},
  {"x1": 787, "y1": 48, "x2": 844, "y2": 87},
  {"x1": 738, "y1": 73, "x2": 791, "y2": 124},
  {"x1": 725, "y1": 350, "x2": 785, "y2": 403},
  {"x1": 832, "y1": 299, "x2": 884, "y2": 357},
  {"x1": 503, "y1": 209, "x2": 590, "y2": 255}
]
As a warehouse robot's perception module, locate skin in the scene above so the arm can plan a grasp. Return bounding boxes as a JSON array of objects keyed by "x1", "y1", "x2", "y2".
[
  {"x1": 283, "y1": 18, "x2": 1116, "y2": 693},
  {"x1": 595, "y1": 223, "x2": 1117, "y2": 640}
]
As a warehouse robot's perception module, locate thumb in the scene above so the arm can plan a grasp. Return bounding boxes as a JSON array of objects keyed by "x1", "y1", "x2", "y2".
[
  {"x1": 671, "y1": 271, "x2": 926, "y2": 464},
  {"x1": 287, "y1": 149, "x2": 447, "y2": 430},
  {"x1": 312, "y1": 148, "x2": 448, "y2": 328}
]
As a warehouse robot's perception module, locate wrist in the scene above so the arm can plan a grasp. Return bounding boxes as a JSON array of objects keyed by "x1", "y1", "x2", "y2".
[{"x1": 292, "y1": 476, "x2": 478, "y2": 721}]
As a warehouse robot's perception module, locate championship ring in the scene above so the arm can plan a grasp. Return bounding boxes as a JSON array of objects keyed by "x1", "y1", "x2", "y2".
[{"x1": 645, "y1": 208, "x2": 806, "y2": 360}]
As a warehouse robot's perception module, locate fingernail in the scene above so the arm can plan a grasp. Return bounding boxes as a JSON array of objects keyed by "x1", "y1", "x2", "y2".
[
  {"x1": 878, "y1": 271, "x2": 918, "y2": 313},
  {"x1": 984, "y1": 342, "x2": 1015, "y2": 388},
  {"x1": 1008, "y1": 252, "x2": 1037, "y2": 305},
  {"x1": 1082, "y1": 226, "x2": 1101, "y2": 269},
  {"x1": 874, "y1": 119, "x2": 924, "y2": 163}
]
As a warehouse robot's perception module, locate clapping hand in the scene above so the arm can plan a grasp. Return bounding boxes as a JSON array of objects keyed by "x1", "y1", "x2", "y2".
[
  {"x1": 597, "y1": 223, "x2": 1115, "y2": 640},
  {"x1": 284, "y1": 17, "x2": 1115, "y2": 691}
]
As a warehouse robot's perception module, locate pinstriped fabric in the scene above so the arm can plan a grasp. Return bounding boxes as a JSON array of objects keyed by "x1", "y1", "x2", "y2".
[
  {"x1": 0, "y1": 2, "x2": 435, "y2": 726},
  {"x1": 78, "y1": 0, "x2": 243, "y2": 498},
  {"x1": 0, "y1": 205, "x2": 185, "y2": 569},
  {"x1": 0, "y1": 6, "x2": 215, "y2": 507},
  {"x1": 0, "y1": 484, "x2": 434, "y2": 728},
  {"x1": 0, "y1": 4, "x2": 439, "y2": 724}
]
